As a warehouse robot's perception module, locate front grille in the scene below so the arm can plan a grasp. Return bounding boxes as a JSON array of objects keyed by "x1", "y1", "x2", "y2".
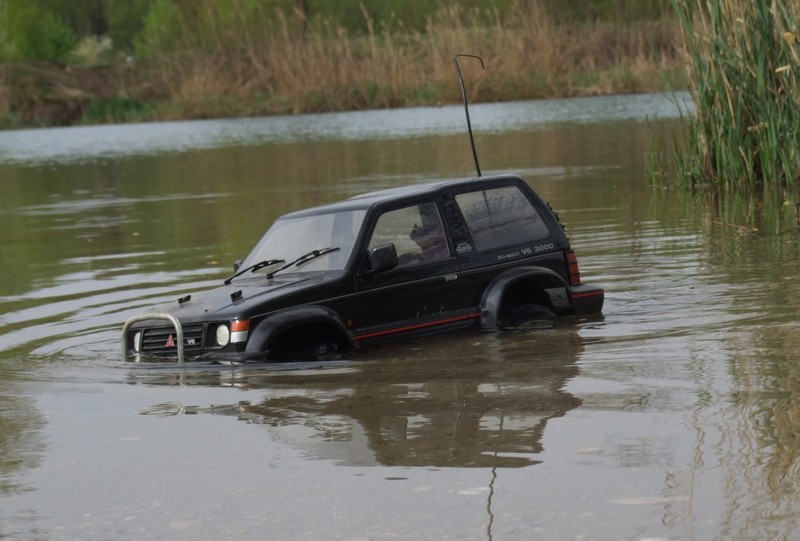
[{"x1": 141, "y1": 323, "x2": 205, "y2": 355}]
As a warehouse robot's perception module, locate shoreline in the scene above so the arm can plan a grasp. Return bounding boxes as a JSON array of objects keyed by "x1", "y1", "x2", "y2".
[{"x1": 0, "y1": 60, "x2": 689, "y2": 131}]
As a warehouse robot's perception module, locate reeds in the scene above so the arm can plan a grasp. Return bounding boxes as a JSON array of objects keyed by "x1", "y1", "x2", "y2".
[
  {"x1": 127, "y1": 1, "x2": 686, "y2": 120},
  {"x1": 667, "y1": 0, "x2": 800, "y2": 197}
]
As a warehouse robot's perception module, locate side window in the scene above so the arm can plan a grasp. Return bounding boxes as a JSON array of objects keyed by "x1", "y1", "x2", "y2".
[
  {"x1": 368, "y1": 201, "x2": 450, "y2": 266},
  {"x1": 455, "y1": 186, "x2": 549, "y2": 252}
]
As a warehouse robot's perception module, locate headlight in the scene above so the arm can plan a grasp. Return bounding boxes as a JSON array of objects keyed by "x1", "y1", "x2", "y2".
[
  {"x1": 215, "y1": 324, "x2": 231, "y2": 347},
  {"x1": 132, "y1": 331, "x2": 142, "y2": 353}
]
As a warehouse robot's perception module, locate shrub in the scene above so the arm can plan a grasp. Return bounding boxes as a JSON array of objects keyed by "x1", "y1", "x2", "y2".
[
  {"x1": 133, "y1": 0, "x2": 182, "y2": 58},
  {"x1": 70, "y1": 36, "x2": 115, "y2": 67},
  {"x1": 0, "y1": 2, "x2": 76, "y2": 62}
]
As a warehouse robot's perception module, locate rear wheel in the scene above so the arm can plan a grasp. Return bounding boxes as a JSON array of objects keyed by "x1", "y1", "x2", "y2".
[{"x1": 501, "y1": 303, "x2": 557, "y2": 329}]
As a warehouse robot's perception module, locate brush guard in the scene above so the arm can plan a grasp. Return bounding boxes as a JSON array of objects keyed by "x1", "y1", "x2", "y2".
[{"x1": 122, "y1": 313, "x2": 185, "y2": 363}]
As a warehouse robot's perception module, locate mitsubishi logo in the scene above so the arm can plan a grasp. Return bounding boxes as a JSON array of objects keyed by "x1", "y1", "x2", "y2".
[{"x1": 165, "y1": 334, "x2": 175, "y2": 347}]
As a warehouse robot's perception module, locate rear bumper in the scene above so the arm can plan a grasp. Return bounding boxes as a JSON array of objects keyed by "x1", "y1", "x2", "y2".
[{"x1": 571, "y1": 284, "x2": 604, "y2": 315}]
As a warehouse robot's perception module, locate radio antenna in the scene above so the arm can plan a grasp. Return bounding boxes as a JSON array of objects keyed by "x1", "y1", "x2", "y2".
[{"x1": 454, "y1": 54, "x2": 485, "y2": 177}]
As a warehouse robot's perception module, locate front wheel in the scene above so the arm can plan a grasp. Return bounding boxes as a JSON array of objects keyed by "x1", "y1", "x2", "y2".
[{"x1": 268, "y1": 338, "x2": 343, "y2": 362}]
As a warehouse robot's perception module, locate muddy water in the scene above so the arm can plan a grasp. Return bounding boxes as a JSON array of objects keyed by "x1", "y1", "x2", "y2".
[{"x1": 2, "y1": 93, "x2": 800, "y2": 540}]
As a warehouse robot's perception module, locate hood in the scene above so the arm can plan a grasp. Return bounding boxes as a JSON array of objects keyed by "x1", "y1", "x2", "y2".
[{"x1": 158, "y1": 271, "x2": 349, "y2": 322}]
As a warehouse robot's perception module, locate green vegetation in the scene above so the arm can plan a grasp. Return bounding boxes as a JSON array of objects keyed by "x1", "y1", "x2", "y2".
[
  {"x1": 0, "y1": 0, "x2": 686, "y2": 128},
  {"x1": 654, "y1": 0, "x2": 800, "y2": 204},
  {"x1": 1, "y1": 0, "x2": 676, "y2": 54},
  {"x1": 0, "y1": 1, "x2": 76, "y2": 62}
]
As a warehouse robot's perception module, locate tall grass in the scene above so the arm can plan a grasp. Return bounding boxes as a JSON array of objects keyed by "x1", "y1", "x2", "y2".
[
  {"x1": 131, "y1": 1, "x2": 685, "y2": 119},
  {"x1": 665, "y1": 0, "x2": 800, "y2": 198}
]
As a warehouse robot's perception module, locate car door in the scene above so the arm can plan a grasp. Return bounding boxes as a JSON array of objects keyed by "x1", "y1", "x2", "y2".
[{"x1": 349, "y1": 198, "x2": 472, "y2": 342}]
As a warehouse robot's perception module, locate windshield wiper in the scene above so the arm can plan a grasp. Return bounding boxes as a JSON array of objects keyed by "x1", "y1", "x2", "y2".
[
  {"x1": 267, "y1": 247, "x2": 340, "y2": 279},
  {"x1": 223, "y1": 259, "x2": 285, "y2": 285}
]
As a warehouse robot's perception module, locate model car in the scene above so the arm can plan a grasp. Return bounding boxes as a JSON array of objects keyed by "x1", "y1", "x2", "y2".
[{"x1": 122, "y1": 173, "x2": 603, "y2": 362}]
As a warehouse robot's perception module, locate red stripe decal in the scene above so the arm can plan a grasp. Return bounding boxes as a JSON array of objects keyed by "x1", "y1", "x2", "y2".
[{"x1": 355, "y1": 312, "x2": 481, "y2": 341}]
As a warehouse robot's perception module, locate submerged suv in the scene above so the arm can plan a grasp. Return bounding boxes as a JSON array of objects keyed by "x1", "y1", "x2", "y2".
[{"x1": 122, "y1": 174, "x2": 603, "y2": 362}]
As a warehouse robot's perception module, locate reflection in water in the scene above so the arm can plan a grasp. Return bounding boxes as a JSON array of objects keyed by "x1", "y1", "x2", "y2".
[
  {"x1": 0, "y1": 374, "x2": 46, "y2": 539},
  {"x1": 0, "y1": 393, "x2": 44, "y2": 493},
  {"x1": 692, "y1": 220, "x2": 800, "y2": 540},
  {"x1": 129, "y1": 329, "x2": 584, "y2": 468}
]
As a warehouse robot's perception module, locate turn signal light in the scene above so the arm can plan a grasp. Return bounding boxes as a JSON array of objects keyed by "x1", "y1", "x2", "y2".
[{"x1": 231, "y1": 320, "x2": 250, "y2": 343}]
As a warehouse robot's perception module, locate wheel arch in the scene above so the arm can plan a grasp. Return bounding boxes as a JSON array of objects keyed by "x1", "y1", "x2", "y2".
[
  {"x1": 245, "y1": 305, "x2": 356, "y2": 357},
  {"x1": 479, "y1": 266, "x2": 570, "y2": 329}
]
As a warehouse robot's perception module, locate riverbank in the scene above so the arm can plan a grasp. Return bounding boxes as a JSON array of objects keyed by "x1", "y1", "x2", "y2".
[{"x1": 0, "y1": 8, "x2": 688, "y2": 129}]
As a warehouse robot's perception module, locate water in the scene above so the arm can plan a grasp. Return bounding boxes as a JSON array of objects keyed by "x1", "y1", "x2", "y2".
[{"x1": 2, "y1": 92, "x2": 799, "y2": 540}]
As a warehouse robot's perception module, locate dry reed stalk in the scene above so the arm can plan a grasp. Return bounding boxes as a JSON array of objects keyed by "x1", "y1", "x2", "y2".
[{"x1": 134, "y1": 1, "x2": 687, "y2": 118}]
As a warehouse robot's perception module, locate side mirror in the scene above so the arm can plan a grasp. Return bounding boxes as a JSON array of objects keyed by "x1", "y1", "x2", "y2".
[
  {"x1": 233, "y1": 259, "x2": 242, "y2": 272},
  {"x1": 368, "y1": 243, "x2": 398, "y2": 274}
]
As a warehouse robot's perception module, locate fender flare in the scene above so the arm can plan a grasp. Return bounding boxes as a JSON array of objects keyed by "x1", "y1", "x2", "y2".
[
  {"x1": 479, "y1": 266, "x2": 570, "y2": 329},
  {"x1": 245, "y1": 305, "x2": 356, "y2": 354}
]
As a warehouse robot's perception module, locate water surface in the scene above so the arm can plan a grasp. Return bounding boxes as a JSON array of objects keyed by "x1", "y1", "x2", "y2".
[{"x1": 2, "y1": 92, "x2": 799, "y2": 541}]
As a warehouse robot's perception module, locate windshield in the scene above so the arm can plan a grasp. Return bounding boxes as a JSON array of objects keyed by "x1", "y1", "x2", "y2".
[{"x1": 241, "y1": 209, "x2": 366, "y2": 276}]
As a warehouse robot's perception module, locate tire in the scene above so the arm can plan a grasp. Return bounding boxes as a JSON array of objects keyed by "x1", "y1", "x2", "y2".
[
  {"x1": 268, "y1": 338, "x2": 342, "y2": 362},
  {"x1": 502, "y1": 304, "x2": 557, "y2": 329}
]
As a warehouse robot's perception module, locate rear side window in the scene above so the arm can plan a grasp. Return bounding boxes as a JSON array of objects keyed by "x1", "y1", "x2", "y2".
[{"x1": 455, "y1": 186, "x2": 549, "y2": 252}]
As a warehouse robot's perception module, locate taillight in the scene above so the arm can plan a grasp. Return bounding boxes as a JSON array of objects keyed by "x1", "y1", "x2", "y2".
[{"x1": 566, "y1": 250, "x2": 581, "y2": 286}]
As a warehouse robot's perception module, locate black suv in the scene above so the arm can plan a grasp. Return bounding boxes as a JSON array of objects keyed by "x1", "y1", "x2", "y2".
[{"x1": 122, "y1": 174, "x2": 603, "y2": 362}]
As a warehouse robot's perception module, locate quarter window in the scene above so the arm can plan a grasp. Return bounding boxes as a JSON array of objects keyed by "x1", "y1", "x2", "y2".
[
  {"x1": 368, "y1": 201, "x2": 450, "y2": 265},
  {"x1": 455, "y1": 186, "x2": 549, "y2": 251}
]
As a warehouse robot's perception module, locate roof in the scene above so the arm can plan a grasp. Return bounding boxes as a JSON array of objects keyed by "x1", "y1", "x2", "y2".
[{"x1": 279, "y1": 174, "x2": 524, "y2": 220}]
